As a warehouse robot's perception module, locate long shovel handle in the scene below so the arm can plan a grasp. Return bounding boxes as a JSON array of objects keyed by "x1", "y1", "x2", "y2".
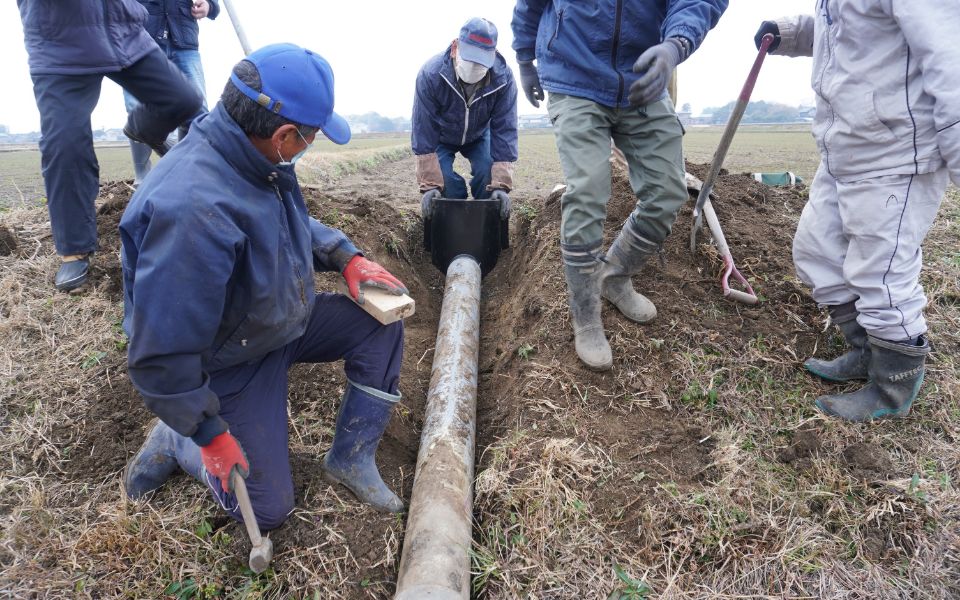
[
  {"x1": 690, "y1": 34, "x2": 775, "y2": 253},
  {"x1": 221, "y1": 0, "x2": 253, "y2": 56}
]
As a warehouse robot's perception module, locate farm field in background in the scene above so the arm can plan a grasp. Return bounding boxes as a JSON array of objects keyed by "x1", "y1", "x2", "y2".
[{"x1": 0, "y1": 126, "x2": 819, "y2": 207}]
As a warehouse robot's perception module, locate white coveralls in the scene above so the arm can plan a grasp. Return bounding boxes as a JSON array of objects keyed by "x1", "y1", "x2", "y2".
[{"x1": 774, "y1": 0, "x2": 960, "y2": 341}]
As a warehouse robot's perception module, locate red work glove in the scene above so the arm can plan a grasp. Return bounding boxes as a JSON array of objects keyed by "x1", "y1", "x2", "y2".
[
  {"x1": 342, "y1": 255, "x2": 408, "y2": 304},
  {"x1": 200, "y1": 431, "x2": 249, "y2": 493}
]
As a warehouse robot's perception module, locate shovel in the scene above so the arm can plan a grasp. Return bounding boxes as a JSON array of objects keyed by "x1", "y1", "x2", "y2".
[
  {"x1": 686, "y1": 173, "x2": 758, "y2": 305},
  {"x1": 690, "y1": 33, "x2": 775, "y2": 254}
]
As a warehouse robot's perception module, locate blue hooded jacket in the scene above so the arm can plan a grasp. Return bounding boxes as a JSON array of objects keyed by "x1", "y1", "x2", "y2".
[
  {"x1": 411, "y1": 46, "x2": 518, "y2": 163},
  {"x1": 17, "y1": 0, "x2": 157, "y2": 75},
  {"x1": 512, "y1": 0, "x2": 728, "y2": 107},
  {"x1": 120, "y1": 103, "x2": 360, "y2": 446},
  {"x1": 140, "y1": 0, "x2": 220, "y2": 50}
]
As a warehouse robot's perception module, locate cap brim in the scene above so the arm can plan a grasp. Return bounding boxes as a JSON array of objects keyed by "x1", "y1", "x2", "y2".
[
  {"x1": 320, "y1": 111, "x2": 351, "y2": 145},
  {"x1": 458, "y1": 43, "x2": 495, "y2": 69}
]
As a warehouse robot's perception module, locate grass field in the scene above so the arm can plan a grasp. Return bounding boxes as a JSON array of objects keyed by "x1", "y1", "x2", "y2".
[
  {"x1": 0, "y1": 126, "x2": 819, "y2": 208},
  {"x1": 1, "y1": 124, "x2": 959, "y2": 599}
]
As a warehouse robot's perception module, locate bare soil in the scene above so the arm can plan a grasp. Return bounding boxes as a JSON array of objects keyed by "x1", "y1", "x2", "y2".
[{"x1": 5, "y1": 153, "x2": 957, "y2": 598}]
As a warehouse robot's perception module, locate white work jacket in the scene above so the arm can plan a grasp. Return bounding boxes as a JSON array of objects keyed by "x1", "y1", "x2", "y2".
[{"x1": 774, "y1": 0, "x2": 960, "y2": 184}]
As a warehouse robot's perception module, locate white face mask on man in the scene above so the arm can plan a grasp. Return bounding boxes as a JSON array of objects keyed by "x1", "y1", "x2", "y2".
[{"x1": 455, "y1": 55, "x2": 488, "y2": 84}]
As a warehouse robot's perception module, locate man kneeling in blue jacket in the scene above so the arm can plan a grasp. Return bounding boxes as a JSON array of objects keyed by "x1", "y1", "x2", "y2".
[
  {"x1": 413, "y1": 17, "x2": 518, "y2": 220},
  {"x1": 121, "y1": 44, "x2": 410, "y2": 528}
]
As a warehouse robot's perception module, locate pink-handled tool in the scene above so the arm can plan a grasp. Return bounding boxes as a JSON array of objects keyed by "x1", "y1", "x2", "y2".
[{"x1": 688, "y1": 33, "x2": 773, "y2": 304}]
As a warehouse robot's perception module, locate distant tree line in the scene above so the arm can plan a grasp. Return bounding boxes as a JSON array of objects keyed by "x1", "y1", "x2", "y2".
[
  {"x1": 701, "y1": 101, "x2": 811, "y2": 124},
  {"x1": 345, "y1": 112, "x2": 412, "y2": 134}
]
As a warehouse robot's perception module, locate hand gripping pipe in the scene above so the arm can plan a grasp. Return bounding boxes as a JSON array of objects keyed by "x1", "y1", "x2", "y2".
[{"x1": 395, "y1": 256, "x2": 481, "y2": 600}]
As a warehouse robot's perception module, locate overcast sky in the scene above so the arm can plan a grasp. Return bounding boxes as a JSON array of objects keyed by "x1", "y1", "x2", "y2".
[{"x1": 2, "y1": 0, "x2": 814, "y2": 134}]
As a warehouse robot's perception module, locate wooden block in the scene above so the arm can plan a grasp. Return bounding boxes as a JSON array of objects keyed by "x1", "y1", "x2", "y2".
[{"x1": 336, "y1": 280, "x2": 416, "y2": 325}]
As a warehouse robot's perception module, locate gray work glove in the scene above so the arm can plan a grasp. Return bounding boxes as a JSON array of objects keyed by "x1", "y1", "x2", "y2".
[
  {"x1": 754, "y1": 21, "x2": 782, "y2": 52},
  {"x1": 518, "y1": 61, "x2": 544, "y2": 108},
  {"x1": 421, "y1": 188, "x2": 441, "y2": 219},
  {"x1": 490, "y1": 189, "x2": 511, "y2": 219},
  {"x1": 629, "y1": 39, "x2": 683, "y2": 107}
]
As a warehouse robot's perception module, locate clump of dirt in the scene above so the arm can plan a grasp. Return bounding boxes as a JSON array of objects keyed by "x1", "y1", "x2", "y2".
[
  {"x1": 0, "y1": 224, "x2": 18, "y2": 256},
  {"x1": 841, "y1": 442, "x2": 893, "y2": 480},
  {"x1": 778, "y1": 425, "x2": 823, "y2": 468}
]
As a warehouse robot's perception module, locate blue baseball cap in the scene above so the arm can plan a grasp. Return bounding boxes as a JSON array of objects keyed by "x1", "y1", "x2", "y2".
[
  {"x1": 229, "y1": 43, "x2": 351, "y2": 145},
  {"x1": 458, "y1": 17, "x2": 498, "y2": 69}
]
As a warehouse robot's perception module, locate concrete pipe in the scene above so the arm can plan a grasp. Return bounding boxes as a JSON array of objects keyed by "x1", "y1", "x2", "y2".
[{"x1": 395, "y1": 256, "x2": 482, "y2": 600}]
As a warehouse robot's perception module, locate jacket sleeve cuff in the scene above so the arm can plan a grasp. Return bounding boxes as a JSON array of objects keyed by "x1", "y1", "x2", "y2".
[
  {"x1": 329, "y1": 242, "x2": 361, "y2": 273},
  {"x1": 416, "y1": 153, "x2": 444, "y2": 192},
  {"x1": 207, "y1": 0, "x2": 220, "y2": 19},
  {"x1": 310, "y1": 218, "x2": 361, "y2": 272},
  {"x1": 191, "y1": 414, "x2": 229, "y2": 447},
  {"x1": 774, "y1": 16, "x2": 815, "y2": 57},
  {"x1": 516, "y1": 49, "x2": 536, "y2": 63},
  {"x1": 664, "y1": 25, "x2": 702, "y2": 52},
  {"x1": 486, "y1": 161, "x2": 514, "y2": 192}
]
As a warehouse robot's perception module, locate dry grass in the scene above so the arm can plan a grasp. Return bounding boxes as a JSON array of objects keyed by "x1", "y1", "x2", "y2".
[
  {"x1": 469, "y1": 186, "x2": 960, "y2": 599},
  {"x1": 1, "y1": 132, "x2": 958, "y2": 599}
]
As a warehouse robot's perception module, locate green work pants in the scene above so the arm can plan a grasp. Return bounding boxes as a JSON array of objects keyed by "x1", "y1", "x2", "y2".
[{"x1": 547, "y1": 93, "x2": 687, "y2": 247}]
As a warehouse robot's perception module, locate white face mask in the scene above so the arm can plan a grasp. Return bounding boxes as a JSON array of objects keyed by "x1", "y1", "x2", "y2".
[
  {"x1": 276, "y1": 128, "x2": 312, "y2": 167},
  {"x1": 455, "y1": 55, "x2": 488, "y2": 84}
]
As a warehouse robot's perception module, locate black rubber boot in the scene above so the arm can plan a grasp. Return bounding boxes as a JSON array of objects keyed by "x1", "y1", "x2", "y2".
[
  {"x1": 322, "y1": 381, "x2": 404, "y2": 513},
  {"x1": 562, "y1": 243, "x2": 612, "y2": 371},
  {"x1": 600, "y1": 220, "x2": 658, "y2": 323},
  {"x1": 55, "y1": 256, "x2": 90, "y2": 292},
  {"x1": 124, "y1": 419, "x2": 203, "y2": 499},
  {"x1": 816, "y1": 335, "x2": 930, "y2": 422},
  {"x1": 123, "y1": 124, "x2": 174, "y2": 158},
  {"x1": 804, "y1": 302, "x2": 869, "y2": 382}
]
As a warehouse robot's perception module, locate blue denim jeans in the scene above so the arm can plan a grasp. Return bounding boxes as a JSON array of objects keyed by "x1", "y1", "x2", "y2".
[{"x1": 437, "y1": 128, "x2": 493, "y2": 199}]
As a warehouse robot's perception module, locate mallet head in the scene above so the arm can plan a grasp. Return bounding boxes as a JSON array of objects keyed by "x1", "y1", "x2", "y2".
[{"x1": 248, "y1": 537, "x2": 274, "y2": 574}]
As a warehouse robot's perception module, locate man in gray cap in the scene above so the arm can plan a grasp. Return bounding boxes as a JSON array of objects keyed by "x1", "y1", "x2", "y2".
[{"x1": 412, "y1": 17, "x2": 518, "y2": 221}]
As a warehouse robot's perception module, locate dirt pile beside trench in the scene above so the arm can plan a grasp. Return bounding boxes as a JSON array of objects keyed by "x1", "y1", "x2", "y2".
[{"x1": 3, "y1": 162, "x2": 846, "y2": 598}]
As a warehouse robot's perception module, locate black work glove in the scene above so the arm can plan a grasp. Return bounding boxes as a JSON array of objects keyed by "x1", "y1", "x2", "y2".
[
  {"x1": 421, "y1": 188, "x2": 441, "y2": 219},
  {"x1": 518, "y1": 61, "x2": 544, "y2": 108},
  {"x1": 490, "y1": 189, "x2": 511, "y2": 219},
  {"x1": 754, "y1": 21, "x2": 781, "y2": 52},
  {"x1": 629, "y1": 39, "x2": 683, "y2": 107}
]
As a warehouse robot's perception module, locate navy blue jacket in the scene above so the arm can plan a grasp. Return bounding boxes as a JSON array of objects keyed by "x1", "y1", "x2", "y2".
[
  {"x1": 411, "y1": 46, "x2": 518, "y2": 163},
  {"x1": 120, "y1": 104, "x2": 360, "y2": 446},
  {"x1": 17, "y1": 0, "x2": 157, "y2": 75},
  {"x1": 140, "y1": 0, "x2": 220, "y2": 50},
  {"x1": 512, "y1": 0, "x2": 728, "y2": 107}
]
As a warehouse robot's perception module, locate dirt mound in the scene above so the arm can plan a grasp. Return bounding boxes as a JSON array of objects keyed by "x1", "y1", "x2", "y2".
[{"x1": 9, "y1": 154, "x2": 955, "y2": 598}]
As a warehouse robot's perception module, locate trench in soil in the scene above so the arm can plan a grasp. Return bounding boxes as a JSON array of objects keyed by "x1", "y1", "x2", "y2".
[{"x1": 55, "y1": 157, "x2": 819, "y2": 592}]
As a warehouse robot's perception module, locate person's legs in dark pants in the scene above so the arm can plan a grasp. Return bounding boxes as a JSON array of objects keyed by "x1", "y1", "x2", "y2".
[
  {"x1": 437, "y1": 143, "x2": 469, "y2": 199},
  {"x1": 460, "y1": 128, "x2": 493, "y2": 199},
  {"x1": 288, "y1": 293, "x2": 405, "y2": 511},
  {"x1": 32, "y1": 73, "x2": 103, "y2": 290},
  {"x1": 109, "y1": 47, "x2": 202, "y2": 154},
  {"x1": 204, "y1": 353, "x2": 298, "y2": 530}
]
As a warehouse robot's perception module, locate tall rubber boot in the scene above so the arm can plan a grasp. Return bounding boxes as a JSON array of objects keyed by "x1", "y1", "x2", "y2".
[
  {"x1": 322, "y1": 381, "x2": 404, "y2": 513},
  {"x1": 600, "y1": 219, "x2": 658, "y2": 323},
  {"x1": 124, "y1": 419, "x2": 204, "y2": 499},
  {"x1": 816, "y1": 335, "x2": 930, "y2": 422},
  {"x1": 562, "y1": 242, "x2": 613, "y2": 371},
  {"x1": 129, "y1": 140, "x2": 153, "y2": 187},
  {"x1": 804, "y1": 301, "x2": 869, "y2": 382}
]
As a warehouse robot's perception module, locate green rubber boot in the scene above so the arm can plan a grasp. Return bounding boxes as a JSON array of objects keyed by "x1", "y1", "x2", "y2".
[
  {"x1": 804, "y1": 302, "x2": 869, "y2": 382},
  {"x1": 816, "y1": 335, "x2": 930, "y2": 422},
  {"x1": 600, "y1": 220, "x2": 657, "y2": 324},
  {"x1": 562, "y1": 243, "x2": 612, "y2": 371}
]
